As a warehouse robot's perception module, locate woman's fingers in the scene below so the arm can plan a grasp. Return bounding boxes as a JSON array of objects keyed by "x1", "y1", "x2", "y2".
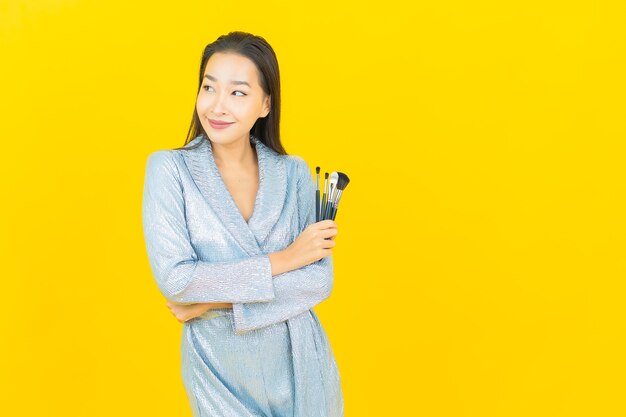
[
  {"x1": 310, "y1": 224, "x2": 338, "y2": 237},
  {"x1": 317, "y1": 228, "x2": 338, "y2": 244},
  {"x1": 166, "y1": 302, "x2": 202, "y2": 323},
  {"x1": 308, "y1": 220, "x2": 337, "y2": 232},
  {"x1": 318, "y1": 219, "x2": 338, "y2": 228}
]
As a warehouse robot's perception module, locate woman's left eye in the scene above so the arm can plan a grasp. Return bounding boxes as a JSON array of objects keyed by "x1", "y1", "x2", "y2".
[{"x1": 233, "y1": 91, "x2": 246, "y2": 96}]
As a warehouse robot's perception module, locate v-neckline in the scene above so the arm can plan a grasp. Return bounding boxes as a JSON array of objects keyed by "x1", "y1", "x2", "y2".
[
  {"x1": 181, "y1": 133, "x2": 287, "y2": 255},
  {"x1": 207, "y1": 136, "x2": 262, "y2": 226}
]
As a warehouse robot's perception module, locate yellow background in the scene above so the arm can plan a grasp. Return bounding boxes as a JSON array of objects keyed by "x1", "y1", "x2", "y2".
[{"x1": 1, "y1": 1, "x2": 625, "y2": 415}]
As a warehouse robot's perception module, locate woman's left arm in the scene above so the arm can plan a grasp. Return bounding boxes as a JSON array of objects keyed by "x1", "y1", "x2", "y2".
[{"x1": 231, "y1": 158, "x2": 336, "y2": 335}]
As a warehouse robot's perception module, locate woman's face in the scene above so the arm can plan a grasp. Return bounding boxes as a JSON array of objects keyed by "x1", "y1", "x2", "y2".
[{"x1": 196, "y1": 52, "x2": 271, "y2": 147}]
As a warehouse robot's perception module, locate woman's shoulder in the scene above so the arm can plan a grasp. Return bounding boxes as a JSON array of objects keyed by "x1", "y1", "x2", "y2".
[
  {"x1": 283, "y1": 153, "x2": 310, "y2": 174},
  {"x1": 145, "y1": 148, "x2": 181, "y2": 167},
  {"x1": 147, "y1": 135, "x2": 203, "y2": 165},
  {"x1": 145, "y1": 137, "x2": 196, "y2": 168},
  {"x1": 144, "y1": 148, "x2": 185, "y2": 185},
  {"x1": 280, "y1": 154, "x2": 315, "y2": 188}
]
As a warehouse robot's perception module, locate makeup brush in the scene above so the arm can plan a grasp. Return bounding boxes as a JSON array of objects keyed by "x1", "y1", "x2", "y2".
[
  {"x1": 315, "y1": 167, "x2": 320, "y2": 222},
  {"x1": 324, "y1": 172, "x2": 338, "y2": 220},
  {"x1": 321, "y1": 172, "x2": 329, "y2": 220},
  {"x1": 331, "y1": 172, "x2": 350, "y2": 220}
]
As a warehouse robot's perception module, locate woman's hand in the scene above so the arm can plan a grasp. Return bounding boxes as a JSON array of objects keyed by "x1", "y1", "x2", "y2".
[
  {"x1": 280, "y1": 219, "x2": 338, "y2": 272},
  {"x1": 165, "y1": 301, "x2": 232, "y2": 323}
]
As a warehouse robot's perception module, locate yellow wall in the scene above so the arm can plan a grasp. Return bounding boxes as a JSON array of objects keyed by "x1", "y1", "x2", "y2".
[{"x1": 1, "y1": 1, "x2": 625, "y2": 415}]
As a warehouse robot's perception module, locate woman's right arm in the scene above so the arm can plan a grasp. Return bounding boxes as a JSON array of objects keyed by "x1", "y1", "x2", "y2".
[{"x1": 142, "y1": 151, "x2": 277, "y2": 305}]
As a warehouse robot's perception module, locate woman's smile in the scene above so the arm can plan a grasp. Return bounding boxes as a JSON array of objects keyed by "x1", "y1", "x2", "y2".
[{"x1": 207, "y1": 118, "x2": 235, "y2": 129}]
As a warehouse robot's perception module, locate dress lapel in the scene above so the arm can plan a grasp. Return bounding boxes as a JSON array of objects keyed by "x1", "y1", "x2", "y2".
[
  {"x1": 247, "y1": 135, "x2": 287, "y2": 248},
  {"x1": 180, "y1": 134, "x2": 287, "y2": 255}
]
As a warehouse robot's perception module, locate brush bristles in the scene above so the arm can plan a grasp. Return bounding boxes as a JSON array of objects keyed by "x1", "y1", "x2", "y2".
[
  {"x1": 336, "y1": 172, "x2": 350, "y2": 190},
  {"x1": 316, "y1": 166, "x2": 320, "y2": 174}
]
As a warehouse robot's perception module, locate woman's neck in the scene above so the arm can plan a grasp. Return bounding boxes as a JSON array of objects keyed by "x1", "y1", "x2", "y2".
[{"x1": 211, "y1": 135, "x2": 256, "y2": 168}]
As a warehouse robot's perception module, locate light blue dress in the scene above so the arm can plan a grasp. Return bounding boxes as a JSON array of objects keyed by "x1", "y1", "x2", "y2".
[{"x1": 141, "y1": 133, "x2": 344, "y2": 417}]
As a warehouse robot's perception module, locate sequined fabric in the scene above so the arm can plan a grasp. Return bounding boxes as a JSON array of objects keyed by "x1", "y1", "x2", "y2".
[{"x1": 142, "y1": 134, "x2": 343, "y2": 416}]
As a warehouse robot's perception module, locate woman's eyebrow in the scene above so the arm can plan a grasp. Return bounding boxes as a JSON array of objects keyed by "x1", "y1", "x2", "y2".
[{"x1": 204, "y1": 74, "x2": 251, "y2": 87}]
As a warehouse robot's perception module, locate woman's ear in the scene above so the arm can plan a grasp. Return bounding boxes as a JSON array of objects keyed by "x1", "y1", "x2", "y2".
[{"x1": 261, "y1": 95, "x2": 271, "y2": 118}]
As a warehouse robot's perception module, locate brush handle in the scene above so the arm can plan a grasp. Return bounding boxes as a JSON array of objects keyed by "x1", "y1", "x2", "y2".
[
  {"x1": 322, "y1": 174, "x2": 329, "y2": 221},
  {"x1": 315, "y1": 191, "x2": 320, "y2": 222},
  {"x1": 331, "y1": 206, "x2": 338, "y2": 221},
  {"x1": 324, "y1": 198, "x2": 333, "y2": 220},
  {"x1": 324, "y1": 205, "x2": 334, "y2": 239}
]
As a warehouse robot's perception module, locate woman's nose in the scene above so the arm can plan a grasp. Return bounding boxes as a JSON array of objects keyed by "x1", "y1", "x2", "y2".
[{"x1": 210, "y1": 92, "x2": 228, "y2": 115}]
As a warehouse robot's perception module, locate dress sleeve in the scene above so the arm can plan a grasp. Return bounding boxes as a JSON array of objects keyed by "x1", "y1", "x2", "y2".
[
  {"x1": 141, "y1": 150, "x2": 276, "y2": 304},
  {"x1": 231, "y1": 157, "x2": 335, "y2": 335}
]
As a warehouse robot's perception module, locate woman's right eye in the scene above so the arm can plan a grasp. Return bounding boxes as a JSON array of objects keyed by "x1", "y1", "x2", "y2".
[{"x1": 202, "y1": 85, "x2": 215, "y2": 92}]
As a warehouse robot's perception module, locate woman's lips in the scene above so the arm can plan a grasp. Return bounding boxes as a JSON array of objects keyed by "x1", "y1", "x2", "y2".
[{"x1": 208, "y1": 118, "x2": 234, "y2": 129}]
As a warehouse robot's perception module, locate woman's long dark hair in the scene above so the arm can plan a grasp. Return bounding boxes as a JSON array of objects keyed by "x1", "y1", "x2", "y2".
[{"x1": 179, "y1": 31, "x2": 287, "y2": 155}]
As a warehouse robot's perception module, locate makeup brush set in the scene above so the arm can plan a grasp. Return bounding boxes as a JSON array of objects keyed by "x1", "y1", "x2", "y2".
[{"x1": 314, "y1": 167, "x2": 350, "y2": 222}]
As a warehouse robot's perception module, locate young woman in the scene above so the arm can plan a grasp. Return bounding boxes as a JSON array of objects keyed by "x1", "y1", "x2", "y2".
[{"x1": 142, "y1": 31, "x2": 344, "y2": 417}]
